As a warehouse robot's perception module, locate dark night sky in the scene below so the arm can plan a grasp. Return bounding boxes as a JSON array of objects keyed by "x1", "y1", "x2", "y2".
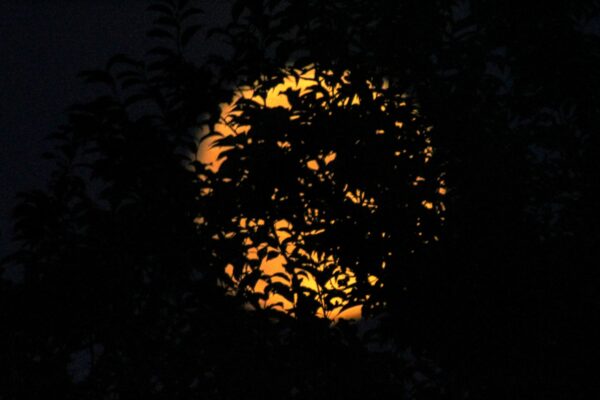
[{"x1": 0, "y1": 1, "x2": 228, "y2": 256}]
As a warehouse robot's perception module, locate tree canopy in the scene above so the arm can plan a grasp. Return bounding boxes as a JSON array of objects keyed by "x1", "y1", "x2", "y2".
[{"x1": 3, "y1": 0, "x2": 600, "y2": 399}]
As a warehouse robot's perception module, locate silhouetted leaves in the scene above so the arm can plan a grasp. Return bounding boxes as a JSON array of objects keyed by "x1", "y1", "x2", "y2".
[
  {"x1": 4, "y1": 0, "x2": 600, "y2": 399},
  {"x1": 180, "y1": 7, "x2": 204, "y2": 20},
  {"x1": 147, "y1": 27, "x2": 175, "y2": 40},
  {"x1": 77, "y1": 69, "x2": 115, "y2": 88},
  {"x1": 181, "y1": 25, "x2": 203, "y2": 47}
]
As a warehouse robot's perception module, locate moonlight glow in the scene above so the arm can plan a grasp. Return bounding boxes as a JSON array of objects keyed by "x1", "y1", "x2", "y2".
[{"x1": 197, "y1": 67, "x2": 445, "y2": 320}]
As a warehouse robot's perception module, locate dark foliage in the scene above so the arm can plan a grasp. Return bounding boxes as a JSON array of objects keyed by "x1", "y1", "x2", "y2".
[{"x1": 3, "y1": 0, "x2": 600, "y2": 399}]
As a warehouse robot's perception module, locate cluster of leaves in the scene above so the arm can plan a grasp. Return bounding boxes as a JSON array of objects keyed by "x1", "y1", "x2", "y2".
[
  {"x1": 204, "y1": 0, "x2": 600, "y2": 399},
  {"x1": 1, "y1": 0, "x2": 217, "y2": 397},
  {"x1": 3, "y1": 0, "x2": 600, "y2": 398},
  {"x1": 199, "y1": 68, "x2": 445, "y2": 320},
  {"x1": 0, "y1": 0, "x2": 451, "y2": 399},
  {"x1": 199, "y1": 0, "x2": 459, "y2": 329}
]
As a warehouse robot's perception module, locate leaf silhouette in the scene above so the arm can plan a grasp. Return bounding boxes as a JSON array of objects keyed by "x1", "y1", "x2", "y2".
[
  {"x1": 181, "y1": 25, "x2": 203, "y2": 47},
  {"x1": 147, "y1": 27, "x2": 175, "y2": 40},
  {"x1": 180, "y1": 7, "x2": 204, "y2": 21},
  {"x1": 6, "y1": 1, "x2": 598, "y2": 399}
]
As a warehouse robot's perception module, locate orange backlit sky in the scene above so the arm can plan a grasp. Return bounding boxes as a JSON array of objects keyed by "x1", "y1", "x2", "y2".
[{"x1": 197, "y1": 68, "x2": 443, "y2": 321}]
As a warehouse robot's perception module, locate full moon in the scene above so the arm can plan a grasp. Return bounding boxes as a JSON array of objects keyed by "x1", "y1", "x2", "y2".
[{"x1": 197, "y1": 67, "x2": 444, "y2": 321}]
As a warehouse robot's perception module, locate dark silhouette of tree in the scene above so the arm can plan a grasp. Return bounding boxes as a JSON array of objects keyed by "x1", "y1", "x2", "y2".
[
  {"x1": 3, "y1": 0, "x2": 600, "y2": 399},
  {"x1": 204, "y1": 2, "x2": 600, "y2": 398},
  {"x1": 1, "y1": 1, "x2": 448, "y2": 399},
  {"x1": 199, "y1": 68, "x2": 445, "y2": 320}
]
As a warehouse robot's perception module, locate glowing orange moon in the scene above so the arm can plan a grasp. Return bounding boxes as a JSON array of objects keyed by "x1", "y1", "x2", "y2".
[{"x1": 197, "y1": 67, "x2": 444, "y2": 321}]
